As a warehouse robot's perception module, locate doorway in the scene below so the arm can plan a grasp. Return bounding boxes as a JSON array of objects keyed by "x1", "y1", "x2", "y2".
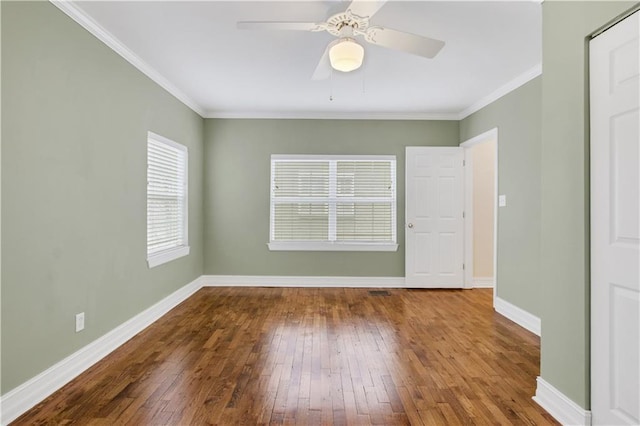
[{"x1": 460, "y1": 129, "x2": 498, "y2": 299}]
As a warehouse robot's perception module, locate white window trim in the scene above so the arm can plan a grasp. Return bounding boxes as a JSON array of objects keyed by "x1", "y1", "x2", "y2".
[
  {"x1": 147, "y1": 131, "x2": 189, "y2": 268},
  {"x1": 147, "y1": 246, "x2": 191, "y2": 268},
  {"x1": 267, "y1": 242, "x2": 398, "y2": 252},
  {"x1": 269, "y1": 154, "x2": 397, "y2": 252},
  {"x1": 271, "y1": 154, "x2": 396, "y2": 161}
]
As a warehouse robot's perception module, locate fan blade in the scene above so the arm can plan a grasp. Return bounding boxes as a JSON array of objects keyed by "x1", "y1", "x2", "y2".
[
  {"x1": 347, "y1": 0, "x2": 388, "y2": 19},
  {"x1": 364, "y1": 27, "x2": 444, "y2": 59},
  {"x1": 237, "y1": 21, "x2": 325, "y2": 32},
  {"x1": 312, "y1": 45, "x2": 332, "y2": 80}
]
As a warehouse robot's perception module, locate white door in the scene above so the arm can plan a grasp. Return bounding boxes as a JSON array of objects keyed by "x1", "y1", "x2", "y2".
[
  {"x1": 590, "y1": 11, "x2": 640, "y2": 426},
  {"x1": 405, "y1": 147, "x2": 464, "y2": 288}
]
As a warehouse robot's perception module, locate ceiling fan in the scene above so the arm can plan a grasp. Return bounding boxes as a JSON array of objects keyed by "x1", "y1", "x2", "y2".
[{"x1": 237, "y1": 0, "x2": 445, "y2": 80}]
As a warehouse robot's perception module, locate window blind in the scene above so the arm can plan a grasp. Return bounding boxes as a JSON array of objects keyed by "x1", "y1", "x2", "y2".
[
  {"x1": 270, "y1": 155, "x2": 396, "y2": 246},
  {"x1": 147, "y1": 135, "x2": 188, "y2": 258}
]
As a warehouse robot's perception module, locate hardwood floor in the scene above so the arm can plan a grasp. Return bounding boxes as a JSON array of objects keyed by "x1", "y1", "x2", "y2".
[{"x1": 13, "y1": 287, "x2": 557, "y2": 425}]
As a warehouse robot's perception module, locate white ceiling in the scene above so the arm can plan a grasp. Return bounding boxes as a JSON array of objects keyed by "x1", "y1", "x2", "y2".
[{"x1": 68, "y1": 1, "x2": 542, "y2": 119}]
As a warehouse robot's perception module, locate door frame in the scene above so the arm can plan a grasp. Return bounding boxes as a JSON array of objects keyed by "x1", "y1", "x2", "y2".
[{"x1": 460, "y1": 128, "x2": 498, "y2": 302}]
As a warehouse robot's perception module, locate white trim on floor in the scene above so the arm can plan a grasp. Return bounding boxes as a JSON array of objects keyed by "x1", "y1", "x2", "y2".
[
  {"x1": 472, "y1": 277, "x2": 495, "y2": 288},
  {"x1": 0, "y1": 276, "x2": 203, "y2": 426},
  {"x1": 200, "y1": 275, "x2": 406, "y2": 288},
  {"x1": 1, "y1": 275, "x2": 533, "y2": 425},
  {"x1": 494, "y1": 296, "x2": 541, "y2": 336},
  {"x1": 533, "y1": 377, "x2": 592, "y2": 425}
]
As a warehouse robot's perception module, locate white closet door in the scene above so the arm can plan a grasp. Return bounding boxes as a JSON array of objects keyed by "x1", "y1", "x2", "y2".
[{"x1": 590, "y1": 10, "x2": 640, "y2": 426}]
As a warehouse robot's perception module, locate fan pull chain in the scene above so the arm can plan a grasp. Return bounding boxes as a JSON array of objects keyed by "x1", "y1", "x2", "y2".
[{"x1": 329, "y1": 68, "x2": 334, "y2": 101}]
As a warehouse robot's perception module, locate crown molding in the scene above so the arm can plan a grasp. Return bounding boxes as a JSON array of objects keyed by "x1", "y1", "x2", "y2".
[
  {"x1": 205, "y1": 61, "x2": 543, "y2": 120},
  {"x1": 205, "y1": 110, "x2": 461, "y2": 120},
  {"x1": 48, "y1": 1, "x2": 540, "y2": 123},
  {"x1": 458, "y1": 63, "x2": 542, "y2": 120},
  {"x1": 49, "y1": 0, "x2": 206, "y2": 117}
]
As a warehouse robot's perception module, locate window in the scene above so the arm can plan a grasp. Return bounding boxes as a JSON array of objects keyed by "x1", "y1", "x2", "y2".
[
  {"x1": 269, "y1": 155, "x2": 397, "y2": 251},
  {"x1": 147, "y1": 132, "x2": 189, "y2": 267}
]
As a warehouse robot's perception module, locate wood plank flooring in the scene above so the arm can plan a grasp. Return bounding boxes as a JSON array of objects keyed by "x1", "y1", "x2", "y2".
[{"x1": 13, "y1": 287, "x2": 557, "y2": 425}]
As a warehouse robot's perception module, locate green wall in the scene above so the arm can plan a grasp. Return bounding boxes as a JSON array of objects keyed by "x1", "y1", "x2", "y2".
[
  {"x1": 6, "y1": 0, "x2": 633, "y2": 413},
  {"x1": 460, "y1": 77, "x2": 542, "y2": 317},
  {"x1": 203, "y1": 119, "x2": 458, "y2": 276},
  {"x1": 540, "y1": 0, "x2": 637, "y2": 409},
  {"x1": 1, "y1": 2, "x2": 204, "y2": 394}
]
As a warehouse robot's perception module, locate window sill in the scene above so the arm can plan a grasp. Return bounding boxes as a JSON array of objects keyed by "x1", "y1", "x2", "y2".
[
  {"x1": 267, "y1": 242, "x2": 398, "y2": 252},
  {"x1": 147, "y1": 246, "x2": 190, "y2": 268}
]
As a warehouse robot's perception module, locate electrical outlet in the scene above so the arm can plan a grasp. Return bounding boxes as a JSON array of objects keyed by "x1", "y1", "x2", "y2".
[
  {"x1": 498, "y1": 194, "x2": 507, "y2": 207},
  {"x1": 75, "y1": 312, "x2": 85, "y2": 332}
]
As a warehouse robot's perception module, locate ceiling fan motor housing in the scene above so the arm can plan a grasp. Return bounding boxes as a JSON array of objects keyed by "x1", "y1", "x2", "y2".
[{"x1": 326, "y1": 12, "x2": 369, "y2": 37}]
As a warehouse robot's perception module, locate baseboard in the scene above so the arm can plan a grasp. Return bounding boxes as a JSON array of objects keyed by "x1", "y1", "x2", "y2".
[
  {"x1": 201, "y1": 275, "x2": 406, "y2": 288},
  {"x1": 494, "y1": 296, "x2": 541, "y2": 336},
  {"x1": 472, "y1": 276, "x2": 495, "y2": 288},
  {"x1": 0, "y1": 276, "x2": 203, "y2": 426},
  {"x1": 533, "y1": 377, "x2": 592, "y2": 425},
  {"x1": 2, "y1": 274, "x2": 515, "y2": 424}
]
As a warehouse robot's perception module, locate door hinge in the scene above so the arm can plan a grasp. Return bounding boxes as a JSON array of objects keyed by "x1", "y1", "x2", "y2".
[
  {"x1": 463, "y1": 160, "x2": 466, "y2": 166},
  {"x1": 463, "y1": 211, "x2": 465, "y2": 219},
  {"x1": 463, "y1": 263, "x2": 465, "y2": 270}
]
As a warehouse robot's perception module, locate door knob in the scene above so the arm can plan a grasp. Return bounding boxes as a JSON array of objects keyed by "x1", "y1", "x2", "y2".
[{"x1": 407, "y1": 223, "x2": 414, "y2": 228}]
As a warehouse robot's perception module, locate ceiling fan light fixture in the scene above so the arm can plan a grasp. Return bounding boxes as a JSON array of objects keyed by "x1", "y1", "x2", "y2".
[{"x1": 329, "y1": 38, "x2": 364, "y2": 73}]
